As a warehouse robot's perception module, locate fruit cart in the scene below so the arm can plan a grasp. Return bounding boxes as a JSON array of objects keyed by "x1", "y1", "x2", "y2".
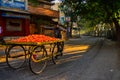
[{"x1": 4, "y1": 34, "x2": 64, "y2": 74}]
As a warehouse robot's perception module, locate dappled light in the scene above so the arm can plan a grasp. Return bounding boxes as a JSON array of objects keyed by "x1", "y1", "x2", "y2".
[
  {"x1": 64, "y1": 45, "x2": 89, "y2": 54},
  {"x1": 55, "y1": 45, "x2": 90, "y2": 64},
  {"x1": 0, "y1": 56, "x2": 6, "y2": 63}
]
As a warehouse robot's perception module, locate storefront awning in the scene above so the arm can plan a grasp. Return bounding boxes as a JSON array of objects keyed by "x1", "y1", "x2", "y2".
[{"x1": 28, "y1": 6, "x2": 59, "y2": 18}]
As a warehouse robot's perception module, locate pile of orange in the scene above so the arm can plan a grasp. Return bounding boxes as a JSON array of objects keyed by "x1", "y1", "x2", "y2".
[{"x1": 12, "y1": 34, "x2": 59, "y2": 43}]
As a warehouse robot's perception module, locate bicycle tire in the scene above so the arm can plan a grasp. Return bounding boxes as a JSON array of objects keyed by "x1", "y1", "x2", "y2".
[
  {"x1": 29, "y1": 46, "x2": 47, "y2": 74},
  {"x1": 51, "y1": 42, "x2": 64, "y2": 64},
  {"x1": 6, "y1": 45, "x2": 26, "y2": 69},
  {"x1": 60, "y1": 41, "x2": 64, "y2": 56}
]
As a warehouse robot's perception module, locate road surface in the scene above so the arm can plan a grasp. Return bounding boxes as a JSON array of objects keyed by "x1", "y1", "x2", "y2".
[{"x1": 0, "y1": 36, "x2": 120, "y2": 80}]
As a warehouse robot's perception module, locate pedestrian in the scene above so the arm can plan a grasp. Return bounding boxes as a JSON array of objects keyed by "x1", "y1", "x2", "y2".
[
  {"x1": 54, "y1": 24, "x2": 62, "y2": 39},
  {"x1": 53, "y1": 24, "x2": 63, "y2": 57}
]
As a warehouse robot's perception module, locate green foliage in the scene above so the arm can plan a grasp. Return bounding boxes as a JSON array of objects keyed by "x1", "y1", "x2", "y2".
[{"x1": 60, "y1": 0, "x2": 120, "y2": 27}]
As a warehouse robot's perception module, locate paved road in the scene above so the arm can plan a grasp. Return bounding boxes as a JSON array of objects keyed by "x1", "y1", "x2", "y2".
[{"x1": 0, "y1": 36, "x2": 120, "y2": 80}]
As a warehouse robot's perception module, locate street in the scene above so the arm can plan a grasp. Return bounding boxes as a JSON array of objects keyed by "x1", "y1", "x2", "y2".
[{"x1": 0, "y1": 36, "x2": 120, "y2": 80}]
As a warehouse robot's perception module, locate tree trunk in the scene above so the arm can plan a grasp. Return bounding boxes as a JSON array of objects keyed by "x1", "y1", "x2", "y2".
[
  {"x1": 78, "y1": 27, "x2": 81, "y2": 38},
  {"x1": 109, "y1": 23, "x2": 117, "y2": 41},
  {"x1": 113, "y1": 18, "x2": 120, "y2": 41},
  {"x1": 70, "y1": 22, "x2": 73, "y2": 38}
]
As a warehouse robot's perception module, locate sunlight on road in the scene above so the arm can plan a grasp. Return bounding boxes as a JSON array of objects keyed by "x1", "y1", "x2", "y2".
[
  {"x1": 56, "y1": 45, "x2": 90, "y2": 64},
  {"x1": 64, "y1": 45, "x2": 90, "y2": 54},
  {"x1": 0, "y1": 56, "x2": 6, "y2": 63}
]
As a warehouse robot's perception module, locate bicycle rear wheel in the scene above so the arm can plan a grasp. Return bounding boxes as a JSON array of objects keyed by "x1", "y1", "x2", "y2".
[
  {"x1": 6, "y1": 45, "x2": 26, "y2": 69},
  {"x1": 29, "y1": 46, "x2": 47, "y2": 74},
  {"x1": 52, "y1": 42, "x2": 64, "y2": 64}
]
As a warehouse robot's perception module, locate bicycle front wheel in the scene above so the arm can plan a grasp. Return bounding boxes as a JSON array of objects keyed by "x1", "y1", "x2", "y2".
[
  {"x1": 29, "y1": 46, "x2": 47, "y2": 74},
  {"x1": 6, "y1": 45, "x2": 26, "y2": 69}
]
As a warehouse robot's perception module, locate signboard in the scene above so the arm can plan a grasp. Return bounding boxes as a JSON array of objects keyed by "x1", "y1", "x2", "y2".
[
  {"x1": 6, "y1": 18, "x2": 22, "y2": 31},
  {"x1": 1, "y1": 12, "x2": 30, "y2": 19},
  {"x1": 65, "y1": 16, "x2": 71, "y2": 22},
  {"x1": 0, "y1": 0, "x2": 27, "y2": 10}
]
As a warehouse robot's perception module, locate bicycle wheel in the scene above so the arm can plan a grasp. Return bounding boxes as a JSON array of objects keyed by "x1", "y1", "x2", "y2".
[
  {"x1": 5, "y1": 46, "x2": 9, "y2": 55},
  {"x1": 6, "y1": 45, "x2": 26, "y2": 69},
  {"x1": 51, "y1": 42, "x2": 64, "y2": 64},
  {"x1": 60, "y1": 41, "x2": 64, "y2": 56},
  {"x1": 29, "y1": 46, "x2": 47, "y2": 74},
  {"x1": 51, "y1": 43, "x2": 59, "y2": 64}
]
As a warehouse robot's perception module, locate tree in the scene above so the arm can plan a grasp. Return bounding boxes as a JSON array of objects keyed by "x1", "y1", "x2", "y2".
[
  {"x1": 60, "y1": 0, "x2": 120, "y2": 40},
  {"x1": 60, "y1": 0, "x2": 80, "y2": 38}
]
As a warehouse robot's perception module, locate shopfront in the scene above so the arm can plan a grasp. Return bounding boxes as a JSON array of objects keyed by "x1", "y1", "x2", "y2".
[
  {"x1": 0, "y1": 0, "x2": 30, "y2": 38},
  {"x1": 0, "y1": 11, "x2": 30, "y2": 37}
]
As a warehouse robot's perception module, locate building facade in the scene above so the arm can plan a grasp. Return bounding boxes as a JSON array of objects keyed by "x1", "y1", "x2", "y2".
[
  {"x1": 0, "y1": 0, "x2": 30, "y2": 39},
  {"x1": 28, "y1": 0, "x2": 59, "y2": 37}
]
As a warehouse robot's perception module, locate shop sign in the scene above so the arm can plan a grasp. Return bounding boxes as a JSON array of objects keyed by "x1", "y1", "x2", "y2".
[
  {"x1": 6, "y1": 18, "x2": 22, "y2": 31},
  {"x1": 60, "y1": 16, "x2": 65, "y2": 25},
  {"x1": 0, "y1": 0, "x2": 27, "y2": 10},
  {"x1": 2, "y1": 12, "x2": 30, "y2": 19}
]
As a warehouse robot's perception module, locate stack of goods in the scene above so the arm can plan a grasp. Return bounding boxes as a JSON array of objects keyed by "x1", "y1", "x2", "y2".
[{"x1": 11, "y1": 34, "x2": 60, "y2": 43}]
